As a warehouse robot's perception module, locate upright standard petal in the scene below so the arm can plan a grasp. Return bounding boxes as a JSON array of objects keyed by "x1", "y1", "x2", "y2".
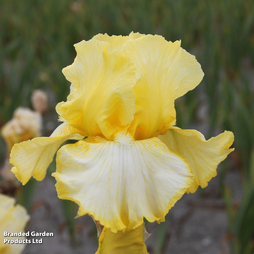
[
  {"x1": 123, "y1": 35, "x2": 204, "y2": 139},
  {"x1": 93, "y1": 32, "x2": 144, "y2": 53},
  {"x1": 96, "y1": 224, "x2": 148, "y2": 254},
  {"x1": 10, "y1": 123, "x2": 83, "y2": 185},
  {"x1": 53, "y1": 134, "x2": 193, "y2": 232},
  {"x1": 0, "y1": 194, "x2": 29, "y2": 254},
  {"x1": 57, "y1": 39, "x2": 138, "y2": 140},
  {"x1": 92, "y1": 34, "x2": 129, "y2": 53},
  {"x1": 159, "y1": 128, "x2": 234, "y2": 193}
]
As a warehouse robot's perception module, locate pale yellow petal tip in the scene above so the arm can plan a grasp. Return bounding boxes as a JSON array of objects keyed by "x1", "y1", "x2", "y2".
[
  {"x1": 10, "y1": 143, "x2": 30, "y2": 185},
  {"x1": 128, "y1": 31, "x2": 145, "y2": 40},
  {"x1": 221, "y1": 130, "x2": 235, "y2": 149},
  {"x1": 209, "y1": 130, "x2": 235, "y2": 158},
  {"x1": 186, "y1": 130, "x2": 234, "y2": 194},
  {"x1": 10, "y1": 139, "x2": 47, "y2": 185},
  {"x1": 11, "y1": 166, "x2": 25, "y2": 185}
]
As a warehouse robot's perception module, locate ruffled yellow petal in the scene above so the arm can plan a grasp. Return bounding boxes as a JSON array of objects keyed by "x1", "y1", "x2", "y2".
[
  {"x1": 10, "y1": 123, "x2": 83, "y2": 185},
  {"x1": 57, "y1": 39, "x2": 138, "y2": 140},
  {"x1": 96, "y1": 224, "x2": 148, "y2": 254},
  {"x1": 92, "y1": 34, "x2": 129, "y2": 53},
  {"x1": 122, "y1": 35, "x2": 204, "y2": 139},
  {"x1": 53, "y1": 134, "x2": 193, "y2": 232},
  {"x1": 93, "y1": 32, "x2": 144, "y2": 53},
  {"x1": 0, "y1": 194, "x2": 29, "y2": 254},
  {"x1": 159, "y1": 128, "x2": 234, "y2": 193}
]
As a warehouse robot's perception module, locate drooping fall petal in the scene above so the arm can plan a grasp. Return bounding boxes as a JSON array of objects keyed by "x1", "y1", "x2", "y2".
[
  {"x1": 10, "y1": 123, "x2": 83, "y2": 185},
  {"x1": 159, "y1": 127, "x2": 234, "y2": 193},
  {"x1": 96, "y1": 224, "x2": 148, "y2": 254},
  {"x1": 53, "y1": 134, "x2": 193, "y2": 232},
  {"x1": 56, "y1": 39, "x2": 138, "y2": 140}
]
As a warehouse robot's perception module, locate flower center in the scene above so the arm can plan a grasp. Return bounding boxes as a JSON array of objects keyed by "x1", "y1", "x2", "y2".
[{"x1": 114, "y1": 132, "x2": 134, "y2": 145}]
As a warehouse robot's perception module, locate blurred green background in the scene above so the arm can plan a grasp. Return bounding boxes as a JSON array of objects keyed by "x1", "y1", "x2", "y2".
[{"x1": 0, "y1": 0, "x2": 254, "y2": 253}]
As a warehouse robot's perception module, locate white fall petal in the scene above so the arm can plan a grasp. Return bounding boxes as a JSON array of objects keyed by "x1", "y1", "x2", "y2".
[{"x1": 53, "y1": 134, "x2": 193, "y2": 232}]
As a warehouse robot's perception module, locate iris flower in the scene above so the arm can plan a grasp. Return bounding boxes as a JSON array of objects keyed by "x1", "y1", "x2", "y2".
[
  {"x1": 0, "y1": 194, "x2": 29, "y2": 254},
  {"x1": 1, "y1": 107, "x2": 42, "y2": 153},
  {"x1": 10, "y1": 33, "x2": 234, "y2": 251}
]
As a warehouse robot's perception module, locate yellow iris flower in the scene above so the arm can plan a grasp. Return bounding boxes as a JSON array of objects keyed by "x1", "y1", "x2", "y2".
[
  {"x1": 0, "y1": 194, "x2": 29, "y2": 254},
  {"x1": 10, "y1": 33, "x2": 234, "y2": 236}
]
